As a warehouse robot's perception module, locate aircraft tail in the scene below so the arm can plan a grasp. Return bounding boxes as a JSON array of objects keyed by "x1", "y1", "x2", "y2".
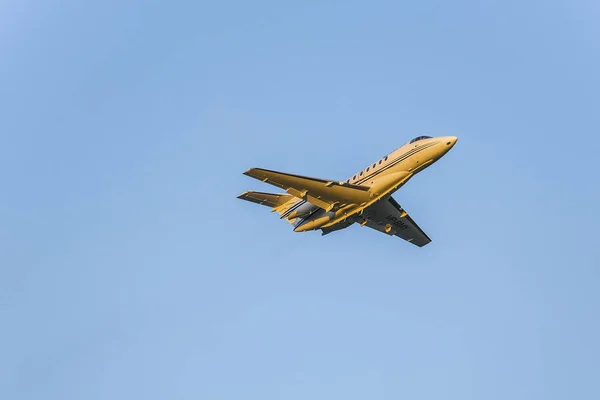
[
  {"x1": 237, "y1": 191, "x2": 293, "y2": 208},
  {"x1": 237, "y1": 191, "x2": 303, "y2": 223}
]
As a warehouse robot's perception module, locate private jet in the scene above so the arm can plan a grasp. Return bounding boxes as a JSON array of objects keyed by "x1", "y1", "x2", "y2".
[{"x1": 238, "y1": 135, "x2": 458, "y2": 247}]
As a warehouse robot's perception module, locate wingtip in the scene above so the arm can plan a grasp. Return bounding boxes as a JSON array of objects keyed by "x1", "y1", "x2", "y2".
[{"x1": 243, "y1": 168, "x2": 262, "y2": 177}]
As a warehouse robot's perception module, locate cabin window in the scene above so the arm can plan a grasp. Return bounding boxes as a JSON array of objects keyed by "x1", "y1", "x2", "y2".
[
  {"x1": 373, "y1": 163, "x2": 376, "y2": 168},
  {"x1": 379, "y1": 160, "x2": 382, "y2": 165},
  {"x1": 360, "y1": 171, "x2": 363, "y2": 176},
  {"x1": 366, "y1": 167, "x2": 370, "y2": 172},
  {"x1": 353, "y1": 175, "x2": 356, "y2": 180},
  {"x1": 384, "y1": 156, "x2": 388, "y2": 161}
]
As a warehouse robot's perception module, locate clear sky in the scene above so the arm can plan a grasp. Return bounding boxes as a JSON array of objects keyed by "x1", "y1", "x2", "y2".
[{"x1": 1, "y1": 1, "x2": 599, "y2": 399}]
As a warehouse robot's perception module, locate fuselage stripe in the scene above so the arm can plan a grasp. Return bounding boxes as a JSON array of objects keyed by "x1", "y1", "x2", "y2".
[{"x1": 353, "y1": 141, "x2": 439, "y2": 185}]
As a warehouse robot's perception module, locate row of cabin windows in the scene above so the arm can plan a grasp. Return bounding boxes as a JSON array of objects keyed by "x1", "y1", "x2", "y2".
[{"x1": 346, "y1": 155, "x2": 389, "y2": 183}]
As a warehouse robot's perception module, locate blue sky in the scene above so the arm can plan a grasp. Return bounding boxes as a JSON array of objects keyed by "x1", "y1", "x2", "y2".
[{"x1": 1, "y1": 1, "x2": 599, "y2": 399}]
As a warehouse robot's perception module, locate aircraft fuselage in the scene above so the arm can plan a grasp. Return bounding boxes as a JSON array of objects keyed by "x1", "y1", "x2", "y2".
[{"x1": 293, "y1": 136, "x2": 458, "y2": 232}]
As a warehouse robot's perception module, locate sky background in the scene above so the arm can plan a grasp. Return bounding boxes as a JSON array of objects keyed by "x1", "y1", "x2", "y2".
[{"x1": 1, "y1": 1, "x2": 599, "y2": 399}]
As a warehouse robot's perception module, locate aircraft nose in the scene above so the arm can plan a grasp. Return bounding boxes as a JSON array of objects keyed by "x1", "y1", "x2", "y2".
[{"x1": 445, "y1": 136, "x2": 458, "y2": 147}]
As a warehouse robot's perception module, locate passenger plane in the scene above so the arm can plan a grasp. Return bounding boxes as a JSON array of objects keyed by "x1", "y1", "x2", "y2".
[{"x1": 238, "y1": 135, "x2": 458, "y2": 246}]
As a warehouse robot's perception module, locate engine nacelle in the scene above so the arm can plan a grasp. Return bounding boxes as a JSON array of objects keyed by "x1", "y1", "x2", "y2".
[{"x1": 283, "y1": 202, "x2": 314, "y2": 220}]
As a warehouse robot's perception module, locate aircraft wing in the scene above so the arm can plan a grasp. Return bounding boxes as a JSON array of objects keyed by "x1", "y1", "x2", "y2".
[
  {"x1": 362, "y1": 196, "x2": 432, "y2": 247},
  {"x1": 243, "y1": 168, "x2": 371, "y2": 211}
]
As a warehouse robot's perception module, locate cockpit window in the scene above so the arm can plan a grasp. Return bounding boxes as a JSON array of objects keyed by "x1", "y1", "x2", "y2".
[{"x1": 409, "y1": 135, "x2": 432, "y2": 144}]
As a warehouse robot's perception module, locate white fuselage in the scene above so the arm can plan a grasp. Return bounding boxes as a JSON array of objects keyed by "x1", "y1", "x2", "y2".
[{"x1": 291, "y1": 136, "x2": 458, "y2": 231}]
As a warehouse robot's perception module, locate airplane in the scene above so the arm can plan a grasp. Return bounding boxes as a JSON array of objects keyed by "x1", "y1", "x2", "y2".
[{"x1": 237, "y1": 135, "x2": 458, "y2": 247}]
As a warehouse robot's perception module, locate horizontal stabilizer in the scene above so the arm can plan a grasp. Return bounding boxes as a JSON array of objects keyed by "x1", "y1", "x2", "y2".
[{"x1": 237, "y1": 191, "x2": 293, "y2": 208}]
